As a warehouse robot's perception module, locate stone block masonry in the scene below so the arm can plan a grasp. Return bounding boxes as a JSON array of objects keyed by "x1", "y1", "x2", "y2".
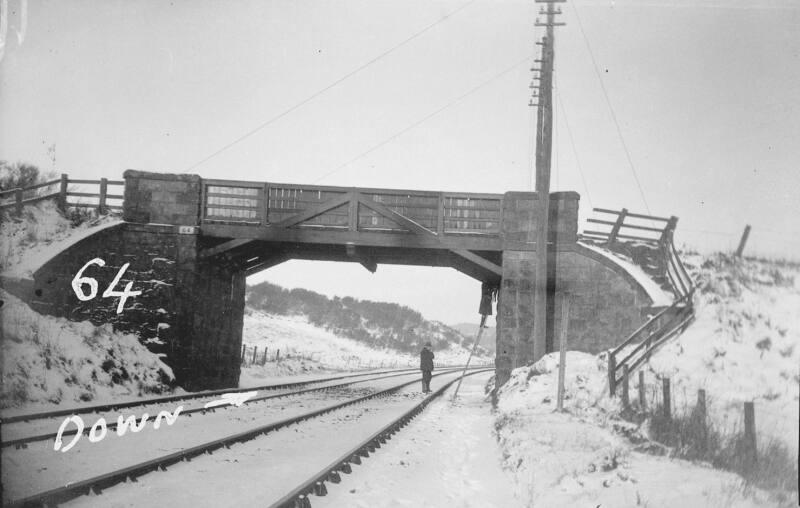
[
  {"x1": 30, "y1": 222, "x2": 244, "y2": 390},
  {"x1": 123, "y1": 170, "x2": 201, "y2": 226},
  {"x1": 494, "y1": 192, "x2": 654, "y2": 387}
]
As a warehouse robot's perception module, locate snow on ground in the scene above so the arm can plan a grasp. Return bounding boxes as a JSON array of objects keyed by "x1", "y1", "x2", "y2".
[
  {"x1": 579, "y1": 241, "x2": 674, "y2": 306},
  {"x1": 0, "y1": 289, "x2": 175, "y2": 410},
  {"x1": 0, "y1": 200, "x2": 121, "y2": 277},
  {"x1": 644, "y1": 253, "x2": 800, "y2": 453},
  {"x1": 494, "y1": 357, "x2": 780, "y2": 507},
  {"x1": 240, "y1": 310, "x2": 492, "y2": 385},
  {"x1": 317, "y1": 371, "x2": 518, "y2": 508}
]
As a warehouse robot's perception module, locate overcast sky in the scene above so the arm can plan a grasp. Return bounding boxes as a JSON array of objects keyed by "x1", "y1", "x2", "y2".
[{"x1": 1, "y1": 0, "x2": 798, "y2": 324}]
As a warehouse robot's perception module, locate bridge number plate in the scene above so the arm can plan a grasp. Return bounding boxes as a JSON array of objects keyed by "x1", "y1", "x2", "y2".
[{"x1": 178, "y1": 226, "x2": 197, "y2": 235}]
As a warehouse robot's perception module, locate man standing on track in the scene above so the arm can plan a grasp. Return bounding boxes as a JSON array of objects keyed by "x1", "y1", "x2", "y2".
[{"x1": 420, "y1": 341, "x2": 434, "y2": 393}]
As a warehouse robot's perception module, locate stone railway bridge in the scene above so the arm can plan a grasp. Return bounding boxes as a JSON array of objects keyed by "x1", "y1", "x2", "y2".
[{"x1": 9, "y1": 170, "x2": 672, "y2": 390}]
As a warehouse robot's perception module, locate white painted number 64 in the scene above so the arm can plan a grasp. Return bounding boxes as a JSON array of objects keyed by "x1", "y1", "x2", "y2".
[{"x1": 71, "y1": 258, "x2": 142, "y2": 314}]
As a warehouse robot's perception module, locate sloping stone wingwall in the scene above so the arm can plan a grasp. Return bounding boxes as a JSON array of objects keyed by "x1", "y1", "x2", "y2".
[
  {"x1": 28, "y1": 222, "x2": 244, "y2": 390},
  {"x1": 495, "y1": 192, "x2": 656, "y2": 387}
]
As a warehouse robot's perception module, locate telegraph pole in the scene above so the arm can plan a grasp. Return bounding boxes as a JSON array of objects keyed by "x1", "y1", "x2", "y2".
[{"x1": 531, "y1": 1, "x2": 564, "y2": 360}]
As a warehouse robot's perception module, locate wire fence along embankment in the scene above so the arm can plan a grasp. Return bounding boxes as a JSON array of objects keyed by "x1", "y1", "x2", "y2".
[
  {"x1": 239, "y1": 343, "x2": 495, "y2": 370},
  {"x1": 578, "y1": 207, "x2": 696, "y2": 395},
  {"x1": 614, "y1": 370, "x2": 797, "y2": 495}
]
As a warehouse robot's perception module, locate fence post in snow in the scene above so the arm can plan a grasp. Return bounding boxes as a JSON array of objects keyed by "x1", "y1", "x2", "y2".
[
  {"x1": 276, "y1": 349, "x2": 280, "y2": 361},
  {"x1": 696, "y1": 389, "x2": 707, "y2": 454},
  {"x1": 638, "y1": 371, "x2": 646, "y2": 409},
  {"x1": 607, "y1": 354, "x2": 617, "y2": 396},
  {"x1": 607, "y1": 208, "x2": 627, "y2": 247},
  {"x1": 14, "y1": 188, "x2": 23, "y2": 215},
  {"x1": 735, "y1": 225, "x2": 751, "y2": 258},
  {"x1": 241, "y1": 344, "x2": 246, "y2": 365},
  {"x1": 743, "y1": 401, "x2": 757, "y2": 472},
  {"x1": 252, "y1": 346, "x2": 258, "y2": 365},
  {"x1": 621, "y1": 364, "x2": 630, "y2": 410},
  {"x1": 556, "y1": 295, "x2": 570, "y2": 412},
  {"x1": 662, "y1": 378, "x2": 671, "y2": 420},
  {"x1": 98, "y1": 178, "x2": 108, "y2": 214},
  {"x1": 58, "y1": 174, "x2": 69, "y2": 211}
]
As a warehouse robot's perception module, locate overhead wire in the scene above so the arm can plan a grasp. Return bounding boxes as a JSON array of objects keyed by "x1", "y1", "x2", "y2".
[
  {"x1": 557, "y1": 96, "x2": 590, "y2": 208},
  {"x1": 184, "y1": 0, "x2": 476, "y2": 172},
  {"x1": 312, "y1": 55, "x2": 532, "y2": 184},
  {"x1": 570, "y1": 1, "x2": 652, "y2": 215},
  {"x1": 556, "y1": 89, "x2": 593, "y2": 211}
]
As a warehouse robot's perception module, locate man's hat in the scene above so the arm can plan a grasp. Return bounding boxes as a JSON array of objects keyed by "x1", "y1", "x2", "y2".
[{"x1": 424, "y1": 341, "x2": 432, "y2": 347}]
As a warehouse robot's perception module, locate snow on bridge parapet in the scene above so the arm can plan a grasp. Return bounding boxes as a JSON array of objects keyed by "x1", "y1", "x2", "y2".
[
  {"x1": 4, "y1": 219, "x2": 124, "y2": 279},
  {"x1": 577, "y1": 241, "x2": 674, "y2": 307}
]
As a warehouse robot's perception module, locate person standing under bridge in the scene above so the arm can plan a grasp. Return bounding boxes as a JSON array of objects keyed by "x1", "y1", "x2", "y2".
[{"x1": 420, "y1": 341, "x2": 434, "y2": 393}]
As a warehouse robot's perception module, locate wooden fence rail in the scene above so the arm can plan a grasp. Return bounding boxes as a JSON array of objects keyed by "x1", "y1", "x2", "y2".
[
  {"x1": 582, "y1": 207, "x2": 697, "y2": 396},
  {"x1": 0, "y1": 174, "x2": 124, "y2": 215}
]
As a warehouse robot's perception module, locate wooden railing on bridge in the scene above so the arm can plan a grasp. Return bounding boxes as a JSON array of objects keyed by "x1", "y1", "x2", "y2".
[
  {"x1": 579, "y1": 207, "x2": 696, "y2": 396},
  {"x1": 0, "y1": 174, "x2": 124, "y2": 215},
  {"x1": 580, "y1": 207, "x2": 693, "y2": 299},
  {"x1": 201, "y1": 179, "x2": 504, "y2": 235}
]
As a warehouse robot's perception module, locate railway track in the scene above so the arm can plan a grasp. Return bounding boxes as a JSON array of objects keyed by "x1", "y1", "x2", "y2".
[
  {"x1": 2, "y1": 368, "x2": 490, "y2": 507},
  {"x1": 269, "y1": 368, "x2": 491, "y2": 508},
  {"x1": 0, "y1": 367, "x2": 424, "y2": 425},
  {"x1": 1, "y1": 367, "x2": 450, "y2": 449}
]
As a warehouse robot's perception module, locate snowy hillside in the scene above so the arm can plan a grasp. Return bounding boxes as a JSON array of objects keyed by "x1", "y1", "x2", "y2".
[
  {"x1": 493, "y1": 354, "x2": 783, "y2": 507},
  {"x1": 0, "y1": 289, "x2": 176, "y2": 410},
  {"x1": 246, "y1": 281, "x2": 488, "y2": 355},
  {"x1": 1, "y1": 203, "x2": 174, "y2": 410},
  {"x1": 490, "y1": 252, "x2": 799, "y2": 505},
  {"x1": 0, "y1": 200, "x2": 120, "y2": 277},
  {"x1": 644, "y1": 253, "x2": 799, "y2": 452},
  {"x1": 239, "y1": 309, "x2": 493, "y2": 386}
]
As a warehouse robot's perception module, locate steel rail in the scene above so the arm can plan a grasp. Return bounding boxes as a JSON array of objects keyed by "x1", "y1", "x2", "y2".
[
  {"x1": 2, "y1": 368, "x2": 473, "y2": 449},
  {"x1": 4, "y1": 369, "x2": 479, "y2": 508},
  {"x1": 0, "y1": 367, "x2": 423, "y2": 425},
  {"x1": 269, "y1": 368, "x2": 492, "y2": 508}
]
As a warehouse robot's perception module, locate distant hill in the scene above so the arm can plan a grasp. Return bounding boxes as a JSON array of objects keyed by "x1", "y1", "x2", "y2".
[
  {"x1": 246, "y1": 281, "x2": 489, "y2": 355},
  {"x1": 451, "y1": 323, "x2": 496, "y2": 354}
]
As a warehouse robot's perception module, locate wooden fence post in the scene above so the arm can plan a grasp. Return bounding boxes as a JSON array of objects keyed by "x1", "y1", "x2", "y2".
[
  {"x1": 607, "y1": 354, "x2": 617, "y2": 396},
  {"x1": 608, "y1": 208, "x2": 627, "y2": 246},
  {"x1": 15, "y1": 188, "x2": 23, "y2": 215},
  {"x1": 696, "y1": 389, "x2": 707, "y2": 453},
  {"x1": 556, "y1": 295, "x2": 570, "y2": 412},
  {"x1": 662, "y1": 378, "x2": 671, "y2": 420},
  {"x1": 743, "y1": 401, "x2": 757, "y2": 472},
  {"x1": 621, "y1": 364, "x2": 630, "y2": 410},
  {"x1": 98, "y1": 178, "x2": 108, "y2": 214},
  {"x1": 638, "y1": 371, "x2": 646, "y2": 409},
  {"x1": 276, "y1": 349, "x2": 280, "y2": 361},
  {"x1": 241, "y1": 344, "x2": 246, "y2": 365},
  {"x1": 252, "y1": 346, "x2": 258, "y2": 364},
  {"x1": 735, "y1": 225, "x2": 751, "y2": 258},
  {"x1": 58, "y1": 174, "x2": 69, "y2": 211}
]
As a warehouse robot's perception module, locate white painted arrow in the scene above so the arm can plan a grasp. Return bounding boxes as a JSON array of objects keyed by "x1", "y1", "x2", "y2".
[{"x1": 203, "y1": 391, "x2": 258, "y2": 409}]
